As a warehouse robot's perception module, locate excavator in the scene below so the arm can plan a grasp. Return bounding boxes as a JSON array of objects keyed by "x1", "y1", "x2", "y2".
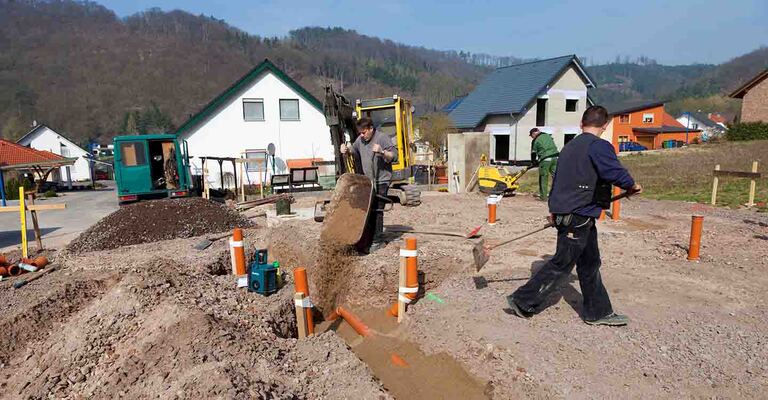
[{"x1": 315, "y1": 85, "x2": 421, "y2": 245}]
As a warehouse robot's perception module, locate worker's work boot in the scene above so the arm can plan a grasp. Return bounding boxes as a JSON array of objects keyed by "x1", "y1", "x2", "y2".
[
  {"x1": 506, "y1": 295, "x2": 534, "y2": 319},
  {"x1": 584, "y1": 313, "x2": 629, "y2": 326}
]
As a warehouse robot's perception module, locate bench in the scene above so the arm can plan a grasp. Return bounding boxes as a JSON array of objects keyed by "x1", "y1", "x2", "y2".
[{"x1": 271, "y1": 167, "x2": 322, "y2": 193}]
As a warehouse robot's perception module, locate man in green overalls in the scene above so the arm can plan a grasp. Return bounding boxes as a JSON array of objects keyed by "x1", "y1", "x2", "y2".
[{"x1": 529, "y1": 128, "x2": 559, "y2": 200}]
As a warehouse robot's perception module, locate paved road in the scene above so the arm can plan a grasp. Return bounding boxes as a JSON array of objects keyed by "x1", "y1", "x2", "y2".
[{"x1": 0, "y1": 181, "x2": 119, "y2": 251}]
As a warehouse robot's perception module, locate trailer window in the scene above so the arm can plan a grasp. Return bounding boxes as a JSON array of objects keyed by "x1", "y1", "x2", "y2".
[{"x1": 120, "y1": 142, "x2": 147, "y2": 166}]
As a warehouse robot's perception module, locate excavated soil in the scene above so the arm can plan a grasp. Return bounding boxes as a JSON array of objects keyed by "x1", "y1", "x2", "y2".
[
  {"x1": 66, "y1": 198, "x2": 253, "y2": 254},
  {"x1": 3, "y1": 191, "x2": 767, "y2": 398}
]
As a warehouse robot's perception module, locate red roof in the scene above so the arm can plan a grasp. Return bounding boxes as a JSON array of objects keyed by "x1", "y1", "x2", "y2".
[
  {"x1": 708, "y1": 113, "x2": 727, "y2": 124},
  {"x1": 662, "y1": 112, "x2": 685, "y2": 128},
  {"x1": 0, "y1": 139, "x2": 65, "y2": 167}
]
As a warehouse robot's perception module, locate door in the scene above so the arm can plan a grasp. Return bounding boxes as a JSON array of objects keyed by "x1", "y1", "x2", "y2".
[
  {"x1": 635, "y1": 135, "x2": 655, "y2": 150},
  {"x1": 115, "y1": 140, "x2": 151, "y2": 194},
  {"x1": 494, "y1": 135, "x2": 510, "y2": 162}
]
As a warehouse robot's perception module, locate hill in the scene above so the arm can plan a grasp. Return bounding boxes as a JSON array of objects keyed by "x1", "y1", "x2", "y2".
[
  {"x1": 1, "y1": 0, "x2": 766, "y2": 144},
  {"x1": 0, "y1": 0, "x2": 489, "y2": 143}
]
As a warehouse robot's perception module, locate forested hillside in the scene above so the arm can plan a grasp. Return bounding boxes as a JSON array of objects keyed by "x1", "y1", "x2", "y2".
[
  {"x1": 1, "y1": 0, "x2": 766, "y2": 144},
  {"x1": 0, "y1": 0, "x2": 489, "y2": 143}
]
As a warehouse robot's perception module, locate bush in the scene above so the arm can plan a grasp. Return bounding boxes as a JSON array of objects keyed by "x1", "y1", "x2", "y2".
[
  {"x1": 3, "y1": 177, "x2": 34, "y2": 200},
  {"x1": 725, "y1": 122, "x2": 768, "y2": 141},
  {"x1": 44, "y1": 189, "x2": 58, "y2": 198}
]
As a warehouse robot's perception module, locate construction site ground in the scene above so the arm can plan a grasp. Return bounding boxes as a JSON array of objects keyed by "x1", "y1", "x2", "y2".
[{"x1": 1, "y1": 192, "x2": 767, "y2": 399}]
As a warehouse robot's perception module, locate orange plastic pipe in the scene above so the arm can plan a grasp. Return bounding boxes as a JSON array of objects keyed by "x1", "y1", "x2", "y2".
[
  {"x1": 688, "y1": 215, "x2": 704, "y2": 261},
  {"x1": 33, "y1": 256, "x2": 48, "y2": 268},
  {"x1": 293, "y1": 267, "x2": 314, "y2": 335},
  {"x1": 0, "y1": 266, "x2": 7, "y2": 276},
  {"x1": 611, "y1": 186, "x2": 621, "y2": 221},
  {"x1": 232, "y1": 228, "x2": 246, "y2": 275},
  {"x1": 0, "y1": 255, "x2": 6, "y2": 265},
  {"x1": 487, "y1": 200, "x2": 497, "y2": 225},
  {"x1": 336, "y1": 306, "x2": 370, "y2": 337},
  {"x1": 598, "y1": 210, "x2": 606, "y2": 221},
  {"x1": 7, "y1": 264, "x2": 21, "y2": 276}
]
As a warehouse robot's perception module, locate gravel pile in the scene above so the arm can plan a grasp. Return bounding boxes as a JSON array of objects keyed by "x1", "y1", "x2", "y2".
[{"x1": 67, "y1": 198, "x2": 253, "y2": 254}]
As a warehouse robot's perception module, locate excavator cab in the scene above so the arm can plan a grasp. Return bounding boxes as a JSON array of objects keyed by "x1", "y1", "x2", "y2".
[{"x1": 356, "y1": 96, "x2": 421, "y2": 207}]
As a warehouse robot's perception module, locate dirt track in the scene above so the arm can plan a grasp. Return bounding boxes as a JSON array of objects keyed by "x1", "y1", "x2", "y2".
[{"x1": 1, "y1": 192, "x2": 767, "y2": 398}]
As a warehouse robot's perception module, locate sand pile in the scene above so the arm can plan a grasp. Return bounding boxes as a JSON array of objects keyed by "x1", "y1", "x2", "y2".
[{"x1": 67, "y1": 198, "x2": 253, "y2": 254}]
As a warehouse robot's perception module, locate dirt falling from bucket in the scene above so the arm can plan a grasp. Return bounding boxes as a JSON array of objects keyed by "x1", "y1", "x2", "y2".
[{"x1": 312, "y1": 243, "x2": 357, "y2": 314}]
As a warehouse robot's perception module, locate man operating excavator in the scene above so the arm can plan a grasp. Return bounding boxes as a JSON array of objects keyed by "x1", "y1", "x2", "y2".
[{"x1": 340, "y1": 117, "x2": 398, "y2": 254}]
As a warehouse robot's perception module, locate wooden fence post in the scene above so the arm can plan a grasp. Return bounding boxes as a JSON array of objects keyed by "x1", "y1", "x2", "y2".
[
  {"x1": 711, "y1": 164, "x2": 720, "y2": 206},
  {"x1": 747, "y1": 161, "x2": 758, "y2": 207}
]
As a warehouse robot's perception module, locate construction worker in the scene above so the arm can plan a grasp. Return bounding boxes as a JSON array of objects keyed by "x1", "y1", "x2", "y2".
[
  {"x1": 340, "y1": 117, "x2": 398, "y2": 253},
  {"x1": 529, "y1": 128, "x2": 559, "y2": 200},
  {"x1": 508, "y1": 106, "x2": 642, "y2": 326}
]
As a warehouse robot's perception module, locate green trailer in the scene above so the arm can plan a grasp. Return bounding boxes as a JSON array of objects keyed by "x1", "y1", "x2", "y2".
[{"x1": 113, "y1": 134, "x2": 193, "y2": 204}]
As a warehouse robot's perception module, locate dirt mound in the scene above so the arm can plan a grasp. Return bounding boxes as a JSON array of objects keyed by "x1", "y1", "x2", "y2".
[{"x1": 67, "y1": 198, "x2": 253, "y2": 254}]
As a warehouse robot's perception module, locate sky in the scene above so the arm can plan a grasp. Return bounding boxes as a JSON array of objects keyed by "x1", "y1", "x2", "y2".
[{"x1": 101, "y1": 0, "x2": 768, "y2": 65}]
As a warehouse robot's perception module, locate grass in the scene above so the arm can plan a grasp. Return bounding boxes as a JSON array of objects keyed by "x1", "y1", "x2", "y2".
[{"x1": 516, "y1": 140, "x2": 768, "y2": 211}]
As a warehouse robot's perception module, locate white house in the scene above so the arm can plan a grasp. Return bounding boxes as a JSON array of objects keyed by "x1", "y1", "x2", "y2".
[
  {"x1": 448, "y1": 55, "x2": 595, "y2": 164},
  {"x1": 676, "y1": 111, "x2": 725, "y2": 142},
  {"x1": 16, "y1": 124, "x2": 92, "y2": 185},
  {"x1": 176, "y1": 59, "x2": 334, "y2": 189}
]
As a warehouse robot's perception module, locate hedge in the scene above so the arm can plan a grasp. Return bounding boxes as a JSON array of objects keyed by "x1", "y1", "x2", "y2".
[{"x1": 726, "y1": 122, "x2": 768, "y2": 141}]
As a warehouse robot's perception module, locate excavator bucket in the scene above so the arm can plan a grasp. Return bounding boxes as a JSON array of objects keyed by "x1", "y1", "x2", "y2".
[{"x1": 319, "y1": 173, "x2": 373, "y2": 246}]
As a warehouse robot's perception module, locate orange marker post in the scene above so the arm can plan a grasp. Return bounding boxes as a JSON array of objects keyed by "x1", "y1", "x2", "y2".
[
  {"x1": 598, "y1": 210, "x2": 606, "y2": 221},
  {"x1": 687, "y1": 215, "x2": 704, "y2": 261},
  {"x1": 390, "y1": 237, "x2": 419, "y2": 319},
  {"x1": 487, "y1": 196, "x2": 497, "y2": 225},
  {"x1": 230, "y1": 228, "x2": 247, "y2": 275},
  {"x1": 293, "y1": 267, "x2": 315, "y2": 335},
  {"x1": 611, "y1": 186, "x2": 621, "y2": 221}
]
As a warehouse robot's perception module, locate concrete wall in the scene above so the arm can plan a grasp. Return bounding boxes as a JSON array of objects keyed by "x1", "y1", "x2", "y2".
[
  {"x1": 17, "y1": 126, "x2": 92, "y2": 183},
  {"x1": 180, "y1": 71, "x2": 334, "y2": 189},
  {"x1": 447, "y1": 132, "x2": 490, "y2": 193},
  {"x1": 741, "y1": 78, "x2": 768, "y2": 123},
  {"x1": 482, "y1": 66, "x2": 587, "y2": 162}
]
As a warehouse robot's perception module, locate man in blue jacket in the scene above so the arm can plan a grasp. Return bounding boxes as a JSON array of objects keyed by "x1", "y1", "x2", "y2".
[{"x1": 507, "y1": 106, "x2": 642, "y2": 326}]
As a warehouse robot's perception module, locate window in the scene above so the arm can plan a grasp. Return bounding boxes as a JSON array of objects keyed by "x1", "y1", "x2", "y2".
[
  {"x1": 119, "y1": 142, "x2": 146, "y2": 166},
  {"x1": 243, "y1": 99, "x2": 264, "y2": 121},
  {"x1": 619, "y1": 114, "x2": 630, "y2": 124},
  {"x1": 691, "y1": 123, "x2": 699, "y2": 130},
  {"x1": 565, "y1": 99, "x2": 578, "y2": 112},
  {"x1": 564, "y1": 133, "x2": 577, "y2": 145},
  {"x1": 642, "y1": 113, "x2": 654, "y2": 123},
  {"x1": 618, "y1": 136, "x2": 629, "y2": 143},
  {"x1": 536, "y1": 98, "x2": 547, "y2": 126},
  {"x1": 279, "y1": 99, "x2": 300, "y2": 121}
]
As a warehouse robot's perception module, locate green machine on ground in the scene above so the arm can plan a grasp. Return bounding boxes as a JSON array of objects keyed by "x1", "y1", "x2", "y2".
[{"x1": 113, "y1": 134, "x2": 193, "y2": 204}]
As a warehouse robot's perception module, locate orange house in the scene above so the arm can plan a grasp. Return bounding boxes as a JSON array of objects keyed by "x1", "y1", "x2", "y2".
[{"x1": 606, "y1": 101, "x2": 701, "y2": 152}]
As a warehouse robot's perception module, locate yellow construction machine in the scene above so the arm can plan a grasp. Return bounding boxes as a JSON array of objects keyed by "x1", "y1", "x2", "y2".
[{"x1": 476, "y1": 155, "x2": 531, "y2": 195}]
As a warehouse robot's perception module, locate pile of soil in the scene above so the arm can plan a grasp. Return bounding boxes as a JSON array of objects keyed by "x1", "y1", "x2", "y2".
[{"x1": 67, "y1": 198, "x2": 253, "y2": 254}]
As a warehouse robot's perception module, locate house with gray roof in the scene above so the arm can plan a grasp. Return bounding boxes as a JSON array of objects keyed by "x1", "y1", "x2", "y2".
[
  {"x1": 676, "y1": 111, "x2": 725, "y2": 141},
  {"x1": 448, "y1": 55, "x2": 595, "y2": 163}
]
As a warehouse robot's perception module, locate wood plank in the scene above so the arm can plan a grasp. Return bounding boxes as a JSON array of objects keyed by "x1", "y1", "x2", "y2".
[
  {"x1": 713, "y1": 170, "x2": 761, "y2": 179},
  {"x1": 28, "y1": 194, "x2": 43, "y2": 251},
  {"x1": 0, "y1": 203, "x2": 67, "y2": 213}
]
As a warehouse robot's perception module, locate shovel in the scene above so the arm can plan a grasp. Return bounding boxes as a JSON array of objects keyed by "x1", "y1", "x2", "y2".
[
  {"x1": 386, "y1": 223, "x2": 484, "y2": 239},
  {"x1": 193, "y1": 232, "x2": 233, "y2": 251},
  {"x1": 472, "y1": 191, "x2": 636, "y2": 271}
]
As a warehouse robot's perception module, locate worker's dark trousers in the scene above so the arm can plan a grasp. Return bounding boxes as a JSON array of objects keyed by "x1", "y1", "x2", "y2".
[
  {"x1": 511, "y1": 214, "x2": 614, "y2": 321},
  {"x1": 356, "y1": 183, "x2": 389, "y2": 252}
]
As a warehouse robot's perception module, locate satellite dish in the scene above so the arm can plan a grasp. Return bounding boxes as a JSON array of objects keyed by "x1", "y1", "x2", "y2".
[{"x1": 267, "y1": 143, "x2": 276, "y2": 156}]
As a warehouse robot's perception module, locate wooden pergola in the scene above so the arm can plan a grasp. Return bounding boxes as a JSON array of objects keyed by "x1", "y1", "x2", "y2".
[{"x1": 0, "y1": 157, "x2": 76, "y2": 205}]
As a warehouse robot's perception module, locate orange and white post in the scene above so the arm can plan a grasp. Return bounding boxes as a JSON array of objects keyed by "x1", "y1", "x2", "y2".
[
  {"x1": 687, "y1": 215, "x2": 704, "y2": 261},
  {"x1": 487, "y1": 196, "x2": 498, "y2": 225},
  {"x1": 230, "y1": 228, "x2": 247, "y2": 275},
  {"x1": 293, "y1": 267, "x2": 315, "y2": 337},
  {"x1": 396, "y1": 237, "x2": 419, "y2": 322}
]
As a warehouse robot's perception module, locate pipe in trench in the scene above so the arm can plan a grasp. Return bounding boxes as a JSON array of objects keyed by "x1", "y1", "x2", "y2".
[{"x1": 334, "y1": 306, "x2": 371, "y2": 337}]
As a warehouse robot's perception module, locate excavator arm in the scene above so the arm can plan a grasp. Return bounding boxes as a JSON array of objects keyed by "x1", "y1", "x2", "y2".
[{"x1": 323, "y1": 85, "x2": 360, "y2": 177}]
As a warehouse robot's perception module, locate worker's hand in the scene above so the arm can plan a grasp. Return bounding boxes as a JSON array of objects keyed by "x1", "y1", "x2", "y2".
[
  {"x1": 628, "y1": 183, "x2": 643, "y2": 196},
  {"x1": 371, "y1": 143, "x2": 383, "y2": 154},
  {"x1": 547, "y1": 214, "x2": 555, "y2": 225},
  {"x1": 340, "y1": 143, "x2": 348, "y2": 154}
]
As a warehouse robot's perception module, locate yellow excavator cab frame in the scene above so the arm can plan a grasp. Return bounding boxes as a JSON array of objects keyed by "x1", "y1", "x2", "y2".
[{"x1": 355, "y1": 95, "x2": 415, "y2": 185}]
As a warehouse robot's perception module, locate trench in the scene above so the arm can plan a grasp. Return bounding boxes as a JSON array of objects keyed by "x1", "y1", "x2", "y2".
[{"x1": 318, "y1": 306, "x2": 490, "y2": 400}]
